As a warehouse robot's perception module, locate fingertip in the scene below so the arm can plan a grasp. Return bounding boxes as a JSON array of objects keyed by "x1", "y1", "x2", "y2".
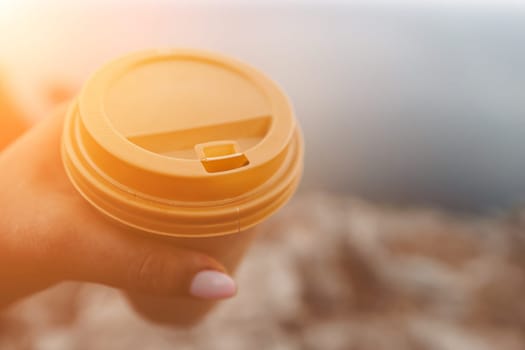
[{"x1": 189, "y1": 270, "x2": 237, "y2": 300}]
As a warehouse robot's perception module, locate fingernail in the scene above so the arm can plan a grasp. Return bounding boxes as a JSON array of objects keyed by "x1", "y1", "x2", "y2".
[{"x1": 189, "y1": 270, "x2": 237, "y2": 299}]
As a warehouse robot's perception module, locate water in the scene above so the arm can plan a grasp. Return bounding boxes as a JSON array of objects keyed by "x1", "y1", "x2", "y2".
[{"x1": 1, "y1": 2, "x2": 525, "y2": 212}]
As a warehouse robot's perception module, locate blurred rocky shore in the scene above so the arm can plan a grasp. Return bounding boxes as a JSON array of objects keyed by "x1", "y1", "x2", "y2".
[{"x1": 1, "y1": 192, "x2": 525, "y2": 350}]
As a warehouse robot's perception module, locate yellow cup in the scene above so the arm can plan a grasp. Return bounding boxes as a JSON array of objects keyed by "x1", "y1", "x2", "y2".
[{"x1": 61, "y1": 49, "x2": 303, "y2": 325}]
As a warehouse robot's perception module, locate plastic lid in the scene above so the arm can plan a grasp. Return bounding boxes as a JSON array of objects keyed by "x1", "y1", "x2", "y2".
[{"x1": 62, "y1": 49, "x2": 303, "y2": 237}]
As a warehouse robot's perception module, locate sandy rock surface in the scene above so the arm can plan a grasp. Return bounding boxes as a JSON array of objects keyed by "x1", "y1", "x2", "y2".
[{"x1": 1, "y1": 192, "x2": 525, "y2": 350}]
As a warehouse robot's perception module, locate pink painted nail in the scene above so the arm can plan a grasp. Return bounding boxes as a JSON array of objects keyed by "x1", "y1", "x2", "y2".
[{"x1": 189, "y1": 270, "x2": 237, "y2": 299}]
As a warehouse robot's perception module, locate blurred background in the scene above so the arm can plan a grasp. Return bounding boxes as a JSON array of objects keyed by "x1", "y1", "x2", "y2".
[
  {"x1": 1, "y1": 0, "x2": 524, "y2": 212},
  {"x1": 2, "y1": 1, "x2": 525, "y2": 349}
]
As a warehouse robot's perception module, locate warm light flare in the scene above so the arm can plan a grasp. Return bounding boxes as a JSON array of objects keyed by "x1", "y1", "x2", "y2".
[{"x1": 0, "y1": 0, "x2": 25, "y2": 19}]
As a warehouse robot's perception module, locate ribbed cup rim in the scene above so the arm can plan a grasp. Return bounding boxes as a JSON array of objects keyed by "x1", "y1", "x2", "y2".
[{"x1": 61, "y1": 49, "x2": 304, "y2": 237}]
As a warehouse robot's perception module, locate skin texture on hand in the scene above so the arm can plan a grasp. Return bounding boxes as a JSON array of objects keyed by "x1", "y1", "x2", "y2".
[{"x1": 0, "y1": 106, "x2": 236, "y2": 308}]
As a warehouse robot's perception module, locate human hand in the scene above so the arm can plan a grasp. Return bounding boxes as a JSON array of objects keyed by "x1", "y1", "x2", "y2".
[{"x1": 0, "y1": 106, "x2": 237, "y2": 308}]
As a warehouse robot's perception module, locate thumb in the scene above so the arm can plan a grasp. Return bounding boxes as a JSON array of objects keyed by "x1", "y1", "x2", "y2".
[{"x1": 57, "y1": 223, "x2": 237, "y2": 300}]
